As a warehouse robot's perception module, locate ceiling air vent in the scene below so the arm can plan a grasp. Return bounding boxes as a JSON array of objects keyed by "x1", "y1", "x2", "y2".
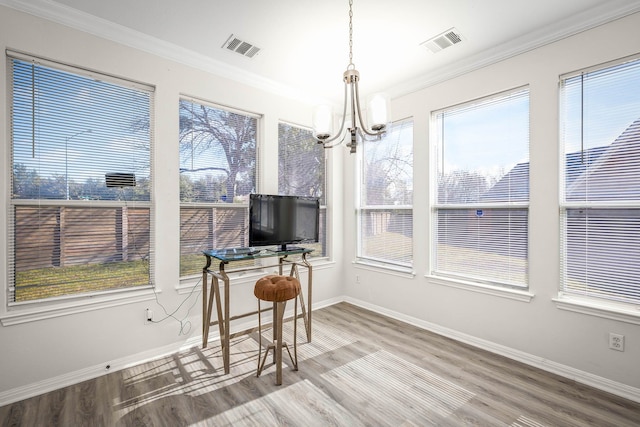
[
  {"x1": 222, "y1": 34, "x2": 261, "y2": 58},
  {"x1": 421, "y1": 28, "x2": 463, "y2": 53}
]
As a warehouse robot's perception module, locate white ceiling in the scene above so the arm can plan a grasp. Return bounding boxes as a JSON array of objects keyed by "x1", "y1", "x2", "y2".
[{"x1": 4, "y1": 0, "x2": 640, "y2": 104}]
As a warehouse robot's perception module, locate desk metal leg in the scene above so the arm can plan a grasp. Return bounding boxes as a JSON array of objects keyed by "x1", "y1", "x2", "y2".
[
  {"x1": 287, "y1": 263, "x2": 309, "y2": 340},
  {"x1": 202, "y1": 269, "x2": 208, "y2": 348},
  {"x1": 275, "y1": 301, "x2": 284, "y2": 385},
  {"x1": 203, "y1": 265, "x2": 230, "y2": 373},
  {"x1": 221, "y1": 270, "x2": 231, "y2": 374},
  {"x1": 285, "y1": 259, "x2": 313, "y2": 342},
  {"x1": 305, "y1": 259, "x2": 313, "y2": 342},
  {"x1": 212, "y1": 273, "x2": 229, "y2": 374},
  {"x1": 204, "y1": 276, "x2": 216, "y2": 348}
]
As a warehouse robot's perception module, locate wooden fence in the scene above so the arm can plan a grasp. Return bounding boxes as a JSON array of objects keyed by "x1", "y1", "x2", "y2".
[{"x1": 14, "y1": 206, "x2": 150, "y2": 270}]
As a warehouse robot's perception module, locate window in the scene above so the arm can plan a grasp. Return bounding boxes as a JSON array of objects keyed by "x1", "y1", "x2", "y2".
[
  {"x1": 278, "y1": 122, "x2": 327, "y2": 257},
  {"x1": 433, "y1": 88, "x2": 529, "y2": 288},
  {"x1": 8, "y1": 52, "x2": 154, "y2": 304},
  {"x1": 178, "y1": 98, "x2": 258, "y2": 277},
  {"x1": 560, "y1": 55, "x2": 640, "y2": 307},
  {"x1": 357, "y1": 119, "x2": 413, "y2": 269}
]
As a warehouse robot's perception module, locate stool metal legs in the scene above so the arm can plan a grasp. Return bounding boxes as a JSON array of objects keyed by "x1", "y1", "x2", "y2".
[{"x1": 256, "y1": 295, "x2": 298, "y2": 385}]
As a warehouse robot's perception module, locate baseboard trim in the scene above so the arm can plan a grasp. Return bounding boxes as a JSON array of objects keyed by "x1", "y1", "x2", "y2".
[
  {"x1": 0, "y1": 335, "x2": 203, "y2": 407},
  {"x1": 0, "y1": 295, "x2": 346, "y2": 407},
  {"x1": 343, "y1": 296, "x2": 640, "y2": 404},
  {"x1": 2, "y1": 295, "x2": 637, "y2": 407}
]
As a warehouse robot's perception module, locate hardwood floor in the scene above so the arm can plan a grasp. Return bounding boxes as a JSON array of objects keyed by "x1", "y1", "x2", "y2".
[{"x1": 1, "y1": 302, "x2": 639, "y2": 426}]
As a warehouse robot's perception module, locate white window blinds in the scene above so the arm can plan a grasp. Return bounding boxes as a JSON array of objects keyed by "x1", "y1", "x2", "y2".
[
  {"x1": 357, "y1": 119, "x2": 413, "y2": 268},
  {"x1": 433, "y1": 87, "x2": 529, "y2": 287},
  {"x1": 560, "y1": 54, "x2": 640, "y2": 306},
  {"x1": 178, "y1": 97, "x2": 258, "y2": 277},
  {"x1": 8, "y1": 52, "x2": 154, "y2": 303},
  {"x1": 278, "y1": 122, "x2": 327, "y2": 257}
]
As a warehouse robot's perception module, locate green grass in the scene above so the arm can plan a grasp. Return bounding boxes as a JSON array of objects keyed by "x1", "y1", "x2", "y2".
[
  {"x1": 362, "y1": 231, "x2": 413, "y2": 263},
  {"x1": 15, "y1": 260, "x2": 150, "y2": 302},
  {"x1": 436, "y1": 244, "x2": 527, "y2": 284},
  {"x1": 16, "y1": 251, "x2": 265, "y2": 303},
  {"x1": 14, "y1": 238, "x2": 530, "y2": 303},
  {"x1": 180, "y1": 253, "x2": 206, "y2": 277}
]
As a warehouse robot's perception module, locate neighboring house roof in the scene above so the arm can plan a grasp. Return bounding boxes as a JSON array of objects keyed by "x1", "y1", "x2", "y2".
[
  {"x1": 480, "y1": 161, "x2": 529, "y2": 202},
  {"x1": 480, "y1": 117, "x2": 640, "y2": 202},
  {"x1": 567, "y1": 117, "x2": 640, "y2": 201}
]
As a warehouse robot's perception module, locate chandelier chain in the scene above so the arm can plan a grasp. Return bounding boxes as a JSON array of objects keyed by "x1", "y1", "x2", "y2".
[
  {"x1": 348, "y1": 0, "x2": 354, "y2": 68},
  {"x1": 312, "y1": 0, "x2": 388, "y2": 152}
]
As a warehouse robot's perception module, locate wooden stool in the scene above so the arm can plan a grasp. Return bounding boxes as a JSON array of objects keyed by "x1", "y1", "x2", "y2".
[{"x1": 254, "y1": 274, "x2": 301, "y2": 385}]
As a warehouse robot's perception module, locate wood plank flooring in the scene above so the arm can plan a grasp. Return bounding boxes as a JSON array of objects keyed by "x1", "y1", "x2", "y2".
[{"x1": 1, "y1": 302, "x2": 639, "y2": 426}]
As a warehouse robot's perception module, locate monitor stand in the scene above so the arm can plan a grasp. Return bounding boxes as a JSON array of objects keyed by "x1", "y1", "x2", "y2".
[{"x1": 268, "y1": 244, "x2": 304, "y2": 252}]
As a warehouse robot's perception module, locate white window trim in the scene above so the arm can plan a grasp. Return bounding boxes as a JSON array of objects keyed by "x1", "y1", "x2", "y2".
[
  {"x1": 354, "y1": 260, "x2": 416, "y2": 279},
  {"x1": 558, "y1": 54, "x2": 640, "y2": 313},
  {"x1": 277, "y1": 120, "x2": 330, "y2": 259},
  {"x1": 427, "y1": 274, "x2": 534, "y2": 303},
  {"x1": 355, "y1": 118, "x2": 414, "y2": 272},
  {"x1": 177, "y1": 96, "x2": 261, "y2": 279},
  {"x1": 0, "y1": 288, "x2": 159, "y2": 326},
  {"x1": 431, "y1": 87, "x2": 530, "y2": 291},
  {"x1": 553, "y1": 293, "x2": 640, "y2": 325},
  {"x1": 6, "y1": 51, "x2": 155, "y2": 311}
]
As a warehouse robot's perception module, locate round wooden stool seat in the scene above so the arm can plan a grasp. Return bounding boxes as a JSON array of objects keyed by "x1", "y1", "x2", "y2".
[{"x1": 254, "y1": 275, "x2": 300, "y2": 302}]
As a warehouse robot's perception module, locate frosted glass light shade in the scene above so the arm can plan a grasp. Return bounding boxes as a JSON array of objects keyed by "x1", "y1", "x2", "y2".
[
  {"x1": 312, "y1": 104, "x2": 334, "y2": 140},
  {"x1": 367, "y1": 93, "x2": 390, "y2": 131}
]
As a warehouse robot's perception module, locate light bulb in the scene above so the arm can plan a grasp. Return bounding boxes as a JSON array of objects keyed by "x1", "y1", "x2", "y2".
[
  {"x1": 367, "y1": 93, "x2": 390, "y2": 131},
  {"x1": 312, "y1": 104, "x2": 334, "y2": 140}
]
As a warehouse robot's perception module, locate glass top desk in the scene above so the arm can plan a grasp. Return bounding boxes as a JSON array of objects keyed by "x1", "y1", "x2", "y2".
[{"x1": 201, "y1": 247, "x2": 313, "y2": 374}]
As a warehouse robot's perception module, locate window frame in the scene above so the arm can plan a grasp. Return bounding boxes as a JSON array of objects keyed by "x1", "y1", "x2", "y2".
[
  {"x1": 3, "y1": 51, "x2": 156, "y2": 323},
  {"x1": 355, "y1": 118, "x2": 414, "y2": 272},
  {"x1": 556, "y1": 53, "x2": 640, "y2": 323},
  {"x1": 277, "y1": 121, "x2": 329, "y2": 260},
  {"x1": 430, "y1": 87, "x2": 531, "y2": 293},
  {"x1": 177, "y1": 95, "x2": 260, "y2": 280}
]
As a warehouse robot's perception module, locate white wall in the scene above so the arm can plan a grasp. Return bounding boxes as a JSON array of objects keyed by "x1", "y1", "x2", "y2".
[
  {"x1": 343, "y1": 12, "x2": 640, "y2": 396},
  {"x1": 1, "y1": 3, "x2": 639, "y2": 406},
  {"x1": 0, "y1": 5, "x2": 344, "y2": 402}
]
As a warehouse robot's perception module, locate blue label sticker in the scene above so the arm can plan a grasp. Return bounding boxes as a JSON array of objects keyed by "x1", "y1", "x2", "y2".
[{"x1": 476, "y1": 209, "x2": 483, "y2": 217}]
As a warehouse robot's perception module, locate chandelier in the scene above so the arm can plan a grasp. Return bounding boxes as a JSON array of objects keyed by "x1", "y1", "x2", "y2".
[{"x1": 312, "y1": 0, "x2": 390, "y2": 154}]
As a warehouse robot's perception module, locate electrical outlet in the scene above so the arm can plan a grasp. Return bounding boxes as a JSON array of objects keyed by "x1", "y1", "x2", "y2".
[
  {"x1": 609, "y1": 333, "x2": 624, "y2": 352},
  {"x1": 145, "y1": 308, "x2": 153, "y2": 324}
]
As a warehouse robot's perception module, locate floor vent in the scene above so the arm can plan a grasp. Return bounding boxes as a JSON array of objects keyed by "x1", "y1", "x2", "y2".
[
  {"x1": 421, "y1": 28, "x2": 463, "y2": 53},
  {"x1": 222, "y1": 34, "x2": 261, "y2": 58}
]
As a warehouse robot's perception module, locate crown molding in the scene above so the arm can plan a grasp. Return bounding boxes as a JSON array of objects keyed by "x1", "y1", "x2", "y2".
[
  {"x1": 2, "y1": 0, "x2": 640, "y2": 104},
  {"x1": 387, "y1": 1, "x2": 640, "y2": 99},
  {"x1": 0, "y1": 0, "x2": 316, "y2": 103}
]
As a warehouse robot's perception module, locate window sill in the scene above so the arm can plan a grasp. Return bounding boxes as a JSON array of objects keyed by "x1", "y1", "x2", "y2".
[
  {"x1": 553, "y1": 294, "x2": 640, "y2": 325},
  {"x1": 353, "y1": 260, "x2": 416, "y2": 279},
  {"x1": 426, "y1": 275, "x2": 534, "y2": 303},
  {"x1": 1, "y1": 288, "x2": 159, "y2": 326}
]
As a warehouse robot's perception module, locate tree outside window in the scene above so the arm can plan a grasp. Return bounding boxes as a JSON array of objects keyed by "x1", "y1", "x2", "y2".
[
  {"x1": 278, "y1": 122, "x2": 327, "y2": 257},
  {"x1": 357, "y1": 119, "x2": 413, "y2": 268},
  {"x1": 178, "y1": 99, "x2": 258, "y2": 276}
]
